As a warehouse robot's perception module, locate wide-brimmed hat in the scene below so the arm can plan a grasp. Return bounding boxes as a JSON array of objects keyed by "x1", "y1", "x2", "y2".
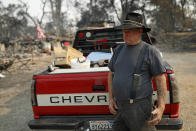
[{"x1": 115, "y1": 12, "x2": 151, "y2": 32}]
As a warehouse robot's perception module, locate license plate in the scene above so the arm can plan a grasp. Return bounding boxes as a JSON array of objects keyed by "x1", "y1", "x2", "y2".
[{"x1": 89, "y1": 120, "x2": 113, "y2": 130}]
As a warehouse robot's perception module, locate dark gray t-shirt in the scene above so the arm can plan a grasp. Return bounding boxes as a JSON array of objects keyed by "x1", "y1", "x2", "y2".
[{"x1": 108, "y1": 41, "x2": 166, "y2": 100}]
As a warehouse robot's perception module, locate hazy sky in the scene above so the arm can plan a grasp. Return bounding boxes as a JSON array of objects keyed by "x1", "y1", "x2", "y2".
[
  {"x1": 3, "y1": 0, "x2": 42, "y2": 17},
  {"x1": 2, "y1": 0, "x2": 83, "y2": 27},
  {"x1": 1, "y1": 0, "x2": 170, "y2": 26}
]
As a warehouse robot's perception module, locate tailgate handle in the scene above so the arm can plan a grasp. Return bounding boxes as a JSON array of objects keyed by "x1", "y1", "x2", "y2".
[{"x1": 92, "y1": 85, "x2": 105, "y2": 91}]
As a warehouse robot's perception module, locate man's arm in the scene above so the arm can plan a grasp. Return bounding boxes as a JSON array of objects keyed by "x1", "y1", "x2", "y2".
[
  {"x1": 148, "y1": 73, "x2": 167, "y2": 126},
  {"x1": 108, "y1": 71, "x2": 118, "y2": 115}
]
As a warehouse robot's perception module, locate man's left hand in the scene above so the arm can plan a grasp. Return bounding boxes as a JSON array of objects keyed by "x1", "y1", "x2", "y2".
[{"x1": 147, "y1": 107, "x2": 164, "y2": 126}]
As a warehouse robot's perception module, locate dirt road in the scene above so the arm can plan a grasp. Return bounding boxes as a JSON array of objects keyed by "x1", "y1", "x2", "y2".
[
  {"x1": 0, "y1": 54, "x2": 52, "y2": 131},
  {"x1": 0, "y1": 52, "x2": 195, "y2": 131},
  {"x1": 164, "y1": 52, "x2": 196, "y2": 131}
]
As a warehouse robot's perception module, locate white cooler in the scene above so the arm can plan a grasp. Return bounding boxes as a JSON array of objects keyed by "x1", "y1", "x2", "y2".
[{"x1": 70, "y1": 57, "x2": 90, "y2": 69}]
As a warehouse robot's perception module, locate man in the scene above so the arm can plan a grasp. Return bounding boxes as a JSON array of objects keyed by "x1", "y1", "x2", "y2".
[{"x1": 108, "y1": 12, "x2": 167, "y2": 131}]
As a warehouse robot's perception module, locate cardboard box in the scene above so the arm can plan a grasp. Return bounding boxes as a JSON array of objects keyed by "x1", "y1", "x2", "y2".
[{"x1": 54, "y1": 45, "x2": 83, "y2": 67}]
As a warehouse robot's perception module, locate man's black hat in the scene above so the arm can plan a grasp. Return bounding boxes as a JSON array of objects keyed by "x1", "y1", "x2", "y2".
[{"x1": 116, "y1": 12, "x2": 151, "y2": 32}]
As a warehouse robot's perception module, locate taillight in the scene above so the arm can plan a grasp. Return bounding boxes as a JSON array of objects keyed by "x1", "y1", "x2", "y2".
[
  {"x1": 97, "y1": 38, "x2": 107, "y2": 43},
  {"x1": 169, "y1": 73, "x2": 180, "y2": 103},
  {"x1": 31, "y1": 79, "x2": 37, "y2": 106},
  {"x1": 78, "y1": 33, "x2": 84, "y2": 38}
]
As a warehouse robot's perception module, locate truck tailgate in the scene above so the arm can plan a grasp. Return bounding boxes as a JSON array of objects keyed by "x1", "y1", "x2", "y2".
[{"x1": 33, "y1": 67, "x2": 110, "y2": 117}]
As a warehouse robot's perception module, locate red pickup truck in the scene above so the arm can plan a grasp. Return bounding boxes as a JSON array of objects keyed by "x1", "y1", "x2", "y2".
[{"x1": 28, "y1": 27, "x2": 183, "y2": 130}]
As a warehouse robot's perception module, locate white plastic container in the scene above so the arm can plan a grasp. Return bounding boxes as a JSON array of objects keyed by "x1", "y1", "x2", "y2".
[{"x1": 70, "y1": 57, "x2": 90, "y2": 69}]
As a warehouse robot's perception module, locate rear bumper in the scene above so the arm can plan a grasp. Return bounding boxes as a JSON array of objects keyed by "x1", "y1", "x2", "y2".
[
  {"x1": 28, "y1": 115, "x2": 114, "y2": 130},
  {"x1": 28, "y1": 115, "x2": 183, "y2": 130},
  {"x1": 157, "y1": 117, "x2": 183, "y2": 130}
]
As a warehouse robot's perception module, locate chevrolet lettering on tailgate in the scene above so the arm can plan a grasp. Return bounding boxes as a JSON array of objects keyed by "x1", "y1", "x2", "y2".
[{"x1": 37, "y1": 93, "x2": 109, "y2": 106}]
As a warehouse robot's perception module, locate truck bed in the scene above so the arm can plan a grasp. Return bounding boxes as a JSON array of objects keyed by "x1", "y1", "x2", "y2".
[{"x1": 49, "y1": 67, "x2": 110, "y2": 74}]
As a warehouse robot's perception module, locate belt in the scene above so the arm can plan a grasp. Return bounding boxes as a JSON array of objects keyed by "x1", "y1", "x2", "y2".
[{"x1": 116, "y1": 95, "x2": 151, "y2": 104}]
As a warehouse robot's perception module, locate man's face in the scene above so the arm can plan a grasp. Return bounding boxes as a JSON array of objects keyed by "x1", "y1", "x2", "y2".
[{"x1": 123, "y1": 28, "x2": 143, "y2": 45}]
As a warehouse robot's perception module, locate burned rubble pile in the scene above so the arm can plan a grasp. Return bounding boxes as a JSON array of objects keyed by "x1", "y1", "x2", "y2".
[
  {"x1": 0, "y1": 39, "x2": 53, "y2": 75},
  {"x1": 151, "y1": 30, "x2": 196, "y2": 51}
]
